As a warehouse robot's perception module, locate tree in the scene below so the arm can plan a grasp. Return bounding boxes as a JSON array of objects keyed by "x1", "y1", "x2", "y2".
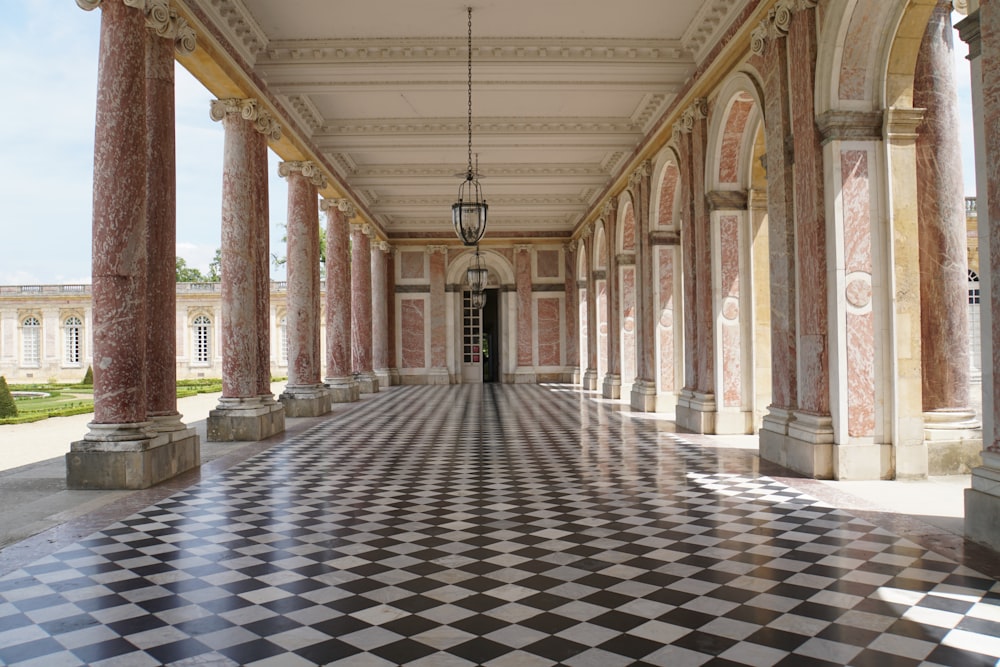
[
  {"x1": 208, "y1": 247, "x2": 222, "y2": 282},
  {"x1": 176, "y1": 257, "x2": 206, "y2": 282},
  {"x1": 0, "y1": 376, "x2": 17, "y2": 418},
  {"x1": 82, "y1": 365, "x2": 93, "y2": 385},
  {"x1": 271, "y1": 221, "x2": 328, "y2": 278}
]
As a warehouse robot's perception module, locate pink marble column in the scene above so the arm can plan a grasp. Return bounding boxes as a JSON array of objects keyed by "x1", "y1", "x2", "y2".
[
  {"x1": 86, "y1": 0, "x2": 149, "y2": 432},
  {"x1": 515, "y1": 245, "x2": 534, "y2": 378},
  {"x1": 371, "y1": 240, "x2": 390, "y2": 386},
  {"x1": 428, "y1": 246, "x2": 448, "y2": 381},
  {"x1": 690, "y1": 104, "x2": 713, "y2": 398},
  {"x1": 630, "y1": 162, "x2": 657, "y2": 411},
  {"x1": 677, "y1": 129, "x2": 698, "y2": 393},
  {"x1": 352, "y1": 223, "x2": 378, "y2": 392},
  {"x1": 278, "y1": 162, "x2": 330, "y2": 416},
  {"x1": 206, "y1": 98, "x2": 284, "y2": 442},
  {"x1": 386, "y1": 248, "x2": 399, "y2": 385},
  {"x1": 982, "y1": 1, "x2": 1000, "y2": 453},
  {"x1": 789, "y1": 3, "x2": 830, "y2": 420},
  {"x1": 321, "y1": 199, "x2": 359, "y2": 401},
  {"x1": 915, "y1": 1, "x2": 975, "y2": 424},
  {"x1": 602, "y1": 199, "x2": 622, "y2": 398},
  {"x1": 145, "y1": 19, "x2": 193, "y2": 433},
  {"x1": 582, "y1": 231, "x2": 599, "y2": 389},
  {"x1": 564, "y1": 242, "x2": 580, "y2": 382}
]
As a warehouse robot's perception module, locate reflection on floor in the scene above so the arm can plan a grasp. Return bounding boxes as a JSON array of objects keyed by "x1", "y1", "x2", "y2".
[{"x1": 1, "y1": 384, "x2": 999, "y2": 666}]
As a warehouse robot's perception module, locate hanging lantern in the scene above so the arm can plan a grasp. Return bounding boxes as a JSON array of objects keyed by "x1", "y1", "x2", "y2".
[{"x1": 452, "y1": 7, "x2": 487, "y2": 245}]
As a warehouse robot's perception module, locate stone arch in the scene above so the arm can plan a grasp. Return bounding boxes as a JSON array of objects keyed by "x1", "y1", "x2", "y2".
[
  {"x1": 592, "y1": 220, "x2": 610, "y2": 379},
  {"x1": 617, "y1": 193, "x2": 636, "y2": 254},
  {"x1": 445, "y1": 247, "x2": 516, "y2": 289},
  {"x1": 651, "y1": 146, "x2": 682, "y2": 231},
  {"x1": 706, "y1": 71, "x2": 765, "y2": 192},
  {"x1": 593, "y1": 221, "x2": 608, "y2": 270}
]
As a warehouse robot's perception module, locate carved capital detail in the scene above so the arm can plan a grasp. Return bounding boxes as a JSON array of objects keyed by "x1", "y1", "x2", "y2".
[
  {"x1": 426, "y1": 245, "x2": 448, "y2": 255},
  {"x1": 209, "y1": 98, "x2": 282, "y2": 141},
  {"x1": 601, "y1": 197, "x2": 617, "y2": 219},
  {"x1": 579, "y1": 223, "x2": 593, "y2": 240},
  {"x1": 278, "y1": 161, "x2": 327, "y2": 189},
  {"x1": 515, "y1": 244, "x2": 531, "y2": 253},
  {"x1": 78, "y1": 0, "x2": 195, "y2": 53},
  {"x1": 629, "y1": 160, "x2": 652, "y2": 190},
  {"x1": 377, "y1": 241, "x2": 392, "y2": 253}
]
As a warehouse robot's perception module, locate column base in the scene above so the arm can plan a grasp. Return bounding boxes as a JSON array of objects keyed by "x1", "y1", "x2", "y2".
[
  {"x1": 325, "y1": 376, "x2": 360, "y2": 403},
  {"x1": 760, "y1": 408, "x2": 839, "y2": 479},
  {"x1": 629, "y1": 379, "x2": 657, "y2": 412},
  {"x1": 355, "y1": 371, "x2": 380, "y2": 394},
  {"x1": 374, "y1": 368, "x2": 391, "y2": 388},
  {"x1": 966, "y1": 452, "x2": 1000, "y2": 551},
  {"x1": 388, "y1": 367, "x2": 401, "y2": 386},
  {"x1": 66, "y1": 421, "x2": 200, "y2": 490},
  {"x1": 207, "y1": 396, "x2": 286, "y2": 442},
  {"x1": 564, "y1": 366, "x2": 581, "y2": 384},
  {"x1": 279, "y1": 384, "x2": 332, "y2": 417},
  {"x1": 582, "y1": 368, "x2": 599, "y2": 391},
  {"x1": 924, "y1": 409, "x2": 983, "y2": 475},
  {"x1": 675, "y1": 389, "x2": 716, "y2": 433},
  {"x1": 602, "y1": 373, "x2": 621, "y2": 399}
]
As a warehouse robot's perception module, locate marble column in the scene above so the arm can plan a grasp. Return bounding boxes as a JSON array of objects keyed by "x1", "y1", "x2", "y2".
[
  {"x1": 675, "y1": 100, "x2": 718, "y2": 432},
  {"x1": 386, "y1": 247, "x2": 400, "y2": 386},
  {"x1": 321, "y1": 199, "x2": 359, "y2": 402},
  {"x1": 352, "y1": 223, "x2": 378, "y2": 393},
  {"x1": 427, "y1": 245, "x2": 449, "y2": 383},
  {"x1": 915, "y1": 0, "x2": 981, "y2": 472},
  {"x1": 372, "y1": 240, "x2": 391, "y2": 388},
  {"x1": 278, "y1": 161, "x2": 330, "y2": 417},
  {"x1": 582, "y1": 229, "x2": 600, "y2": 390},
  {"x1": 960, "y1": 2, "x2": 1000, "y2": 552},
  {"x1": 68, "y1": 0, "x2": 174, "y2": 490},
  {"x1": 630, "y1": 162, "x2": 657, "y2": 412},
  {"x1": 564, "y1": 242, "x2": 580, "y2": 384},
  {"x1": 601, "y1": 199, "x2": 622, "y2": 399},
  {"x1": 515, "y1": 245, "x2": 535, "y2": 383},
  {"x1": 206, "y1": 98, "x2": 285, "y2": 441}
]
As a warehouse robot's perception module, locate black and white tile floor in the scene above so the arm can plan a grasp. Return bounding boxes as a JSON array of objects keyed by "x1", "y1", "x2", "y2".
[{"x1": 1, "y1": 384, "x2": 999, "y2": 666}]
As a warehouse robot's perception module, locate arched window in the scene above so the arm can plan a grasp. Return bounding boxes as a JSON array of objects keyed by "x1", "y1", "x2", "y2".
[
  {"x1": 279, "y1": 316, "x2": 289, "y2": 366},
  {"x1": 64, "y1": 316, "x2": 82, "y2": 366},
  {"x1": 22, "y1": 316, "x2": 41, "y2": 367},
  {"x1": 193, "y1": 315, "x2": 211, "y2": 364}
]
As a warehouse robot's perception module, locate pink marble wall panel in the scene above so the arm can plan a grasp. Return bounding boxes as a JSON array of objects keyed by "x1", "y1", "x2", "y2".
[
  {"x1": 579, "y1": 287, "x2": 589, "y2": 372},
  {"x1": 657, "y1": 247, "x2": 675, "y2": 392},
  {"x1": 400, "y1": 298, "x2": 426, "y2": 368},
  {"x1": 657, "y1": 164, "x2": 679, "y2": 229},
  {"x1": 622, "y1": 203, "x2": 636, "y2": 253},
  {"x1": 842, "y1": 150, "x2": 875, "y2": 437},
  {"x1": 621, "y1": 267, "x2": 636, "y2": 383},
  {"x1": 596, "y1": 230, "x2": 609, "y2": 269},
  {"x1": 516, "y1": 249, "x2": 533, "y2": 366},
  {"x1": 838, "y1": 1, "x2": 891, "y2": 101},
  {"x1": 499, "y1": 247, "x2": 514, "y2": 266},
  {"x1": 537, "y1": 297, "x2": 562, "y2": 366},
  {"x1": 718, "y1": 97, "x2": 754, "y2": 185},
  {"x1": 720, "y1": 215, "x2": 741, "y2": 408},
  {"x1": 537, "y1": 250, "x2": 560, "y2": 278},
  {"x1": 564, "y1": 248, "x2": 579, "y2": 366},
  {"x1": 678, "y1": 131, "x2": 698, "y2": 390},
  {"x1": 400, "y1": 251, "x2": 425, "y2": 280},
  {"x1": 693, "y1": 115, "x2": 714, "y2": 394}
]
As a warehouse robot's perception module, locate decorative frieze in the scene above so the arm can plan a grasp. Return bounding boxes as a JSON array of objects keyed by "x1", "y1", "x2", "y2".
[
  {"x1": 278, "y1": 161, "x2": 327, "y2": 189},
  {"x1": 77, "y1": 0, "x2": 195, "y2": 54},
  {"x1": 209, "y1": 98, "x2": 282, "y2": 141}
]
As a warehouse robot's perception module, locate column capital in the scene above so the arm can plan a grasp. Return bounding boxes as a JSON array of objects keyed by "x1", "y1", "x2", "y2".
[
  {"x1": 78, "y1": 0, "x2": 196, "y2": 54},
  {"x1": 579, "y1": 223, "x2": 593, "y2": 240},
  {"x1": 209, "y1": 98, "x2": 281, "y2": 141},
  {"x1": 376, "y1": 241, "x2": 392, "y2": 253},
  {"x1": 602, "y1": 197, "x2": 617, "y2": 219},
  {"x1": 515, "y1": 244, "x2": 531, "y2": 254},
  {"x1": 278, "y1": 161, "x2": 327, "y2": 189},
  {"x1": 426, "y1": 245, "x2": 448, "y2": 255},
  {"x1": 321, "y1": 198, "x2": 356, "y2": 219},
  {"x1": 750, "y1": 0, "x2": 816, "y2": 56},
  {"x1": 629, "y1": 160, "x2": 652, "y2": 189}
]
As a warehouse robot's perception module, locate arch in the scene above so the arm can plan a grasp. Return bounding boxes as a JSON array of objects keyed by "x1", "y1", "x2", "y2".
[
  {"x1": 650, "y1": 146, "x2": 682, "y2": 231},
  {"x1": 21, "y1": 315, "x2": 41, "y2": 367},
  {"x1": 593, "y1": 221, "x2": 608, "y2": 270},
  {"x1": 445, "y1": 247, "x2": 516, "y2": 288},
  {"x1": 617, "y1": 192, "x2": 636, "y2": 254},
  {"x1": 191, "y1": 313, "x2": 212, "y2": 364},
  {"x1": 63, "y1": 315, "x2": 83, "y2": 366},
  {"x1": 706, "y1": 71, "x2": 765, "y2": 192}
]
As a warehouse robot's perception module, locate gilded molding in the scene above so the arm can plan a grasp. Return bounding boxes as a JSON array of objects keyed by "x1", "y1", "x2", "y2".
[
  {"x1": 278, "y1": 161, "x2": 327, "y2": 189},
  {"x1": 209, "y1": 99, "x2": 282, "y2": 141}
]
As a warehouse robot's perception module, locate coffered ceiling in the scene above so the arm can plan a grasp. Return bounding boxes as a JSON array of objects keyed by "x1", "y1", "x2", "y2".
[{"x1": 178, "y1": 0, "x2": 750, "y2": 239}]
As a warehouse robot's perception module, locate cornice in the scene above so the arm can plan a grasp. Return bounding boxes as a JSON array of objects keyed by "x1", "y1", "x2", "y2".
[
  {"x1": 261, "y1": 37, "x2": 691, "y2": 65},
  {"x1": 198, "y1": 0, "x2": 268, "y2": 66},
  {"x1": 312, "y1": 118, "x2": 643, "y2": 137},
  {"x1": 681, "y1": 0, "x2": 753, "y2": 63}
]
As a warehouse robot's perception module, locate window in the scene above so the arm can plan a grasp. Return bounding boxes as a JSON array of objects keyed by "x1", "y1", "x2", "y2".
[
  {"x1": 193, "y1": 315, "x2": 211, "y2": 364},
  {"x1": 64, "y1": 316, "x2": 82, "y2": 366},
  {"x1": 969, "y1": 270, "x2": 980, "y2": 305},
  {"x1": 462, "y1": 292, "x2": 482, "y2": 364},
  {"x1": 22, "y1": 316, "x2": 41, "y2": 367},
  {"x1": 279, "y1": 316, "x2": 289, "y2": 366}
]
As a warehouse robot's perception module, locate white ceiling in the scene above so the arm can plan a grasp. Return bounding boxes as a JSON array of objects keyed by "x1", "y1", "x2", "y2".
[{"x1": 182, "y1": 0, "x2": 748, "y2": 239}]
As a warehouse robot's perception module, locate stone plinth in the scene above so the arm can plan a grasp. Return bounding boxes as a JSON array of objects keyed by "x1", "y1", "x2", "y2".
[
  {"x1": 582, "y1": 369, "x2": 599, "y2": 390},
  {"x1": 279, "y1": 384, "x2": 332, "y2": 417},
  {"x1": 325, "y1": 376, "x2": 360, "y2": 403},
  {"x1": 925, "y1": 409, "x2": 983, "y2": 474},
  {"x1": 602, "y1": 373, "x2": 621, "y2": 400},
  {"x1": 208, "y1": 398, "x2": 285, "y2": 442},
  {"x1": 675, "y1": 389, "x2": 715, "y2": 433},
  {"x1": 67, "y1": 422, "x2": 199, "y2": 490},
  {"x1": 565, "y1": 366, "x2": 581, "y2": 385},
  {"x1": 966, "y1": 453, "x2": 1000, "y2": 551},
  {"x1": 355, "y1": 371, "x2": 380, "y2": 394},
  {"x1": 630, "y1": 379, "x2": 657, "y2": 412},
  {"x1": 374, "y1": 369, "x2": 391, "y2": 388}
]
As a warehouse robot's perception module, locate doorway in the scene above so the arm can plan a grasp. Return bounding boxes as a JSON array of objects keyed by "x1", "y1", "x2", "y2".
[{"x1": 481, "y1": 288, "x2": 500, "y2": 383}]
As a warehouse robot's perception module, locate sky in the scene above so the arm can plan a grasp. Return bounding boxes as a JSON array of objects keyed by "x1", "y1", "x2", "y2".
[{"x1": 0, "y1": 2, "x2": 979, "y2": 286}]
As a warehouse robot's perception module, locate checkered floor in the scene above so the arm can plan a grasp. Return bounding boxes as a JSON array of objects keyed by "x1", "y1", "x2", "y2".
[{"x1": 2, "y1": 384, "x2": 999, "y2": 666}]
